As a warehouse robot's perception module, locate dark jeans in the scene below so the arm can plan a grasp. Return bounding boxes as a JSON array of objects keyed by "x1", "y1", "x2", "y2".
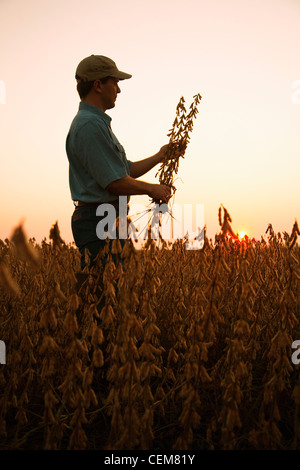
[{"x1": 71, "y1": 204, "x2": 125, "y2": 270}]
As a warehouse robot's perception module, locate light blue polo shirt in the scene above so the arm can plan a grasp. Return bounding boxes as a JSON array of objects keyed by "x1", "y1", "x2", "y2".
[{"x1": 66, "y1": 102, "x2": 132, "y2": 203}]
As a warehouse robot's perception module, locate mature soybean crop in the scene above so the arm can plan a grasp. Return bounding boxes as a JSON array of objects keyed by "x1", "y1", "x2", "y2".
[{"x1": 0, "y1": 210, "x2": 299, "y2": 450}]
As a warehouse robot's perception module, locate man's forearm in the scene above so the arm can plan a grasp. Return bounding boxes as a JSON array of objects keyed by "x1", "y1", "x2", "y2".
[
  {"x1": 129, "y1": 153, "x2": 161, "y2": 179},
  {"x1": 106, "y1": 175, "x2": 172, "y2": 204},
  {"x1": 106, "y1": 175, "x2": 154, "y2": 197}
]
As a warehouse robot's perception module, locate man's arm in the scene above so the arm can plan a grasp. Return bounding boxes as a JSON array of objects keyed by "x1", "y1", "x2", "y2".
[
  {"x1": 129, "y1": 144, "x2": 169, "y2": 179},
  {"x1": 106, "y1": 175, "x2": 171, "y2": 204}
]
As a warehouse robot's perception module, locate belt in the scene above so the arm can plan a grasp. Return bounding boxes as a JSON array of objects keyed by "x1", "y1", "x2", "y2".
[
  {"x1": 75, "y1": 200, "x2": 120, "y2": 209},
  {"x1": 73, "y1": 201, "x2": 119, "y2": 207}
]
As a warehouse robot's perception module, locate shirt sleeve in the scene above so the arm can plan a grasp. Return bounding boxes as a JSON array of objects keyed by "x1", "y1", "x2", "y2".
[{"x1": 75, "y1": 120, "x2": 130, "y2": 189}]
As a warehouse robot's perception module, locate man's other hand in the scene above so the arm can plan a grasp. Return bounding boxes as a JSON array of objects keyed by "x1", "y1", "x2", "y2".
[{"x1": 149, "y1": 183, "x2": 172, "y2": 204}]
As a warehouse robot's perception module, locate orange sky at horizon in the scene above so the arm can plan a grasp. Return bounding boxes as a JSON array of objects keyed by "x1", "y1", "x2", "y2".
[{"x1": 0, "y1": 0, "x2": 299, "y2": 245}]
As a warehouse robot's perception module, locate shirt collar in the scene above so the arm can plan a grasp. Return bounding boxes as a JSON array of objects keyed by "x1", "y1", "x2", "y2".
[{"x1": 79, "y1": 101, "x2": 112, "y2": 124}]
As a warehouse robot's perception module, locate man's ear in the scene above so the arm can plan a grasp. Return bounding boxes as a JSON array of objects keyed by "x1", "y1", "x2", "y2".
[{"x1": 93, "y1": 80, "x2": 103, "y2": 94}]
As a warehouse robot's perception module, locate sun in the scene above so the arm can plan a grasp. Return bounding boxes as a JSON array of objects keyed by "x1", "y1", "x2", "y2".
[{"x1": 238, "y1": 231, "x2": 246, "y2": 239}]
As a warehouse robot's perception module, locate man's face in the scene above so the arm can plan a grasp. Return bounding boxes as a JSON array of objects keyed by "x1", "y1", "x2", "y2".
[{"x1": 100, "y1": 77, "x2": 121, "y2": 111}]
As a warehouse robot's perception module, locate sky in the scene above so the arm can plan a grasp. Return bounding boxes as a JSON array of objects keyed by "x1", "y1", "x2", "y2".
[{"x1": 0, "y1": 0, "x2": 299, "y2": 245}]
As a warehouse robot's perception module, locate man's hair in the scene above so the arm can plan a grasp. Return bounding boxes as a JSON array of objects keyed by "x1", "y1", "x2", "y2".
[{"x1": 76, "y1": 76, "x2": 111, "y2": 99}]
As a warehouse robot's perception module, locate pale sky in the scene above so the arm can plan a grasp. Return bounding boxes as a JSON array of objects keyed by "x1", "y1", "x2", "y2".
[{"x1": 0, "y1": 0, "x2": 299, "y2": 244}]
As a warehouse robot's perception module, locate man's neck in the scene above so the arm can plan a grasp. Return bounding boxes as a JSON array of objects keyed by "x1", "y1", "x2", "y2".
[{"x1": 81, "y1": 97, "x2": 106, "y2": 112}]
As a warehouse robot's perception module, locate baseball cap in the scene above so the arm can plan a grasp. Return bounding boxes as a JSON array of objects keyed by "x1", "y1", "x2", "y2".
[{"x1": 75, "y1": 55, "x2": 132, "y2": 82}]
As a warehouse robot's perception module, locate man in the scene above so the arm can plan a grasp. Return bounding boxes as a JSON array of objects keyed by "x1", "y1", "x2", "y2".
[{"x1": 66, "y1": 55, "x2": 171, "y2": 270}]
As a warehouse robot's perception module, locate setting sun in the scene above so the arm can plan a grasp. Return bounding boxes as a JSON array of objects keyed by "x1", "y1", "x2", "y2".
[{"x1": 239, "y1": 231, "x2": 246, "y2": 239}]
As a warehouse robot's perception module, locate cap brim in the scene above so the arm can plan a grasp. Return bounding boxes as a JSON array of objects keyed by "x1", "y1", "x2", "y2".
[
  {"x1": 75, "y1": 70, "x2": 132, "y2": 82},
  {"x1": 116, "y1": 71, "x2": 132, "y2": 80}
]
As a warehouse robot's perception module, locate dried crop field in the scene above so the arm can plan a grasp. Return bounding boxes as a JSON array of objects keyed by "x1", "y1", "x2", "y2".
[{"x1": 0, "y1": 211, "x2": 299, "y2": 450}]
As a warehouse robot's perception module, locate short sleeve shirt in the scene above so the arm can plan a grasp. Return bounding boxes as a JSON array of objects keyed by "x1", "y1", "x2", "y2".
[{"x1": 66, "y1": 102, "x2": 132, "y2": 202}]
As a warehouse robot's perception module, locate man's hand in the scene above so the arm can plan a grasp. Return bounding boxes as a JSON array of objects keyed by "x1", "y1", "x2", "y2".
[
  {"x1": 149, "y1": 183, "x2": 172, "y2": 204},
  {"x1": 156, "y1": 144, "x2": 170, "y2": 163}
]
